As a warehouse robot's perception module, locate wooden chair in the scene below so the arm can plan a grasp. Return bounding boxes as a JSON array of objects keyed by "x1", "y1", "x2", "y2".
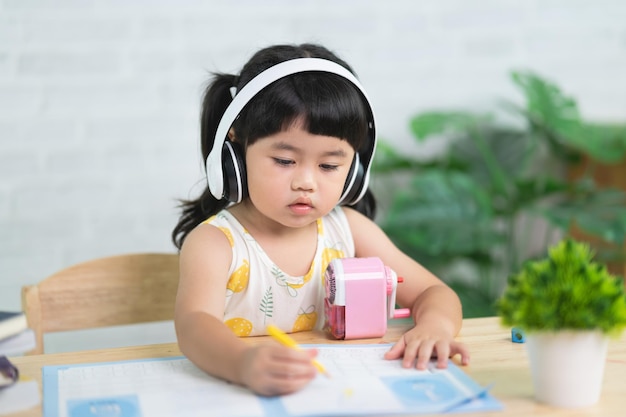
[{"x1": 21, "y1": 253, "x2": 179, "y2": 355}]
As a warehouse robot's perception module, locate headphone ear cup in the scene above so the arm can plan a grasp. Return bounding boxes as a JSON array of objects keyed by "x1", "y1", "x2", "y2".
[
  {"x1": 221, "y1": 141, "x2": 247, "y2": 203},
  {"x1": 339, "y1": 154, "x2": 365, "y2": 205}
]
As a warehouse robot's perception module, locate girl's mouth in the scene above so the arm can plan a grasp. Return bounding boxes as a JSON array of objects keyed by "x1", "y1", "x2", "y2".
[{"x1": 289, "y1": 202, "x2": 313, "y2": 214}]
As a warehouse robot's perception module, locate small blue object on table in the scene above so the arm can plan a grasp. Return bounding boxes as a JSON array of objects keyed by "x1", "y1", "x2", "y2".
[{"x1": 511, "y1": 327, "x2": 525, "y2": 343}]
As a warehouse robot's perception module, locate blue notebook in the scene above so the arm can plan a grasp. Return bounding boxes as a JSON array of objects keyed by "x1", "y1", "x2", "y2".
[{"x1": 43, "y1": 344, "x2": 502, "y2": 417}]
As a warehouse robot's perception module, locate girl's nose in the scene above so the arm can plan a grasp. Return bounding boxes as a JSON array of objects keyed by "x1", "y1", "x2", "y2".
[{"x1": 292, "y1": 166, "x2": 316, "y2": 191}]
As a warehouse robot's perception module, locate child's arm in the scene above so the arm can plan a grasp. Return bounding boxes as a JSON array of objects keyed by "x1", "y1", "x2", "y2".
[
  {"x1": 175, "y1": 224, "x2": 318, "y2": 396},
  {"x1": 343, "y1": 207, "x2": 470, "y2": 369}
]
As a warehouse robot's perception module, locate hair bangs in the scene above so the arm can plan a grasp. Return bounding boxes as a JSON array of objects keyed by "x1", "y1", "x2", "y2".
[{"x1": 234, "y1": 72, "x2": 369, "y2": 151}]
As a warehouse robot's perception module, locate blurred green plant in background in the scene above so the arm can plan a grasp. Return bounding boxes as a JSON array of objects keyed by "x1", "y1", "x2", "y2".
[{"x1": 373, "y1": 70, "x2": 626, "y2": 317}]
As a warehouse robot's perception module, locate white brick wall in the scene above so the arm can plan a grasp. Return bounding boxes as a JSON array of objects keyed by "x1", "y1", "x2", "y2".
[{"x1": 2, "y1": 0, "x2": 626, "y2": 311}]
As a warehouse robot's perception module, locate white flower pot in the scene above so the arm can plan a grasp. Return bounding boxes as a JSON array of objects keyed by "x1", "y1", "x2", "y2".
[{"x1": 526, "y1": 330, "x2": 609, "y2": 408}]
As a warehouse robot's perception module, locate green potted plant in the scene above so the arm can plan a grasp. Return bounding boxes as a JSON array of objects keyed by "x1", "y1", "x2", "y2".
[
  {"x1": 497, "y1": 238, "x2": 626, "y2": 408},
  {"x1": 371, "y1": 70, "x2": 626, "y2": 318}
]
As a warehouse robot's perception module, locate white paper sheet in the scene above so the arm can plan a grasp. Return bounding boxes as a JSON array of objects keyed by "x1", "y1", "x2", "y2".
[{"x1": 43, "y1": 344, "x2": 501, "y2": 417}]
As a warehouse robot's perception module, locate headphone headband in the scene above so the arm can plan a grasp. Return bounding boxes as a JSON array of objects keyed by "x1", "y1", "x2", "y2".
[{"x1": 206, "y1": 57, "x2": 377, "y2": 203}]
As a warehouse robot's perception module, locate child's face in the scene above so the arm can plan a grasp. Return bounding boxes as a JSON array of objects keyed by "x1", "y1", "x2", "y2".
[{"x1": 244, "y1": 123, "x2": 355, "y2": 228}]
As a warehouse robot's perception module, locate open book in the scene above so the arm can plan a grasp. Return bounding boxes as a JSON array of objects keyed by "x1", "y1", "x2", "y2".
[{"x1": 43, "y1": 344, "x2": 501, "y2": 417}]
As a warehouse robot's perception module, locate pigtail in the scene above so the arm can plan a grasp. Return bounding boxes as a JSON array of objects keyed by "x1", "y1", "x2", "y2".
[
  {"x1": 172, "y1": 73, "x2": 237, "y2": 250},
  {"x1": 200, "y1": 73, "x2": 238, "y2": 159}
]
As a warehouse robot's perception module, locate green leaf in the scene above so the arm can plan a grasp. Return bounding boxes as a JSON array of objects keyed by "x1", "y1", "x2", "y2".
[
  {"x1": 449, "y1": 126, "x2": 534, "y2": 184},
  {"x1": 509, "y1": 177, "x2": 572, "y2": 211},
  {"x1": 511, "y1": 70, "x2": 582, "y2": 137},
  {"x1": 566, "y1": 123, "x2": 626, "y2": 163},
  {"x1": 382, "y1": 171, "x2": 501, "y2": 257},
  {"x1": 537, "y1": 188, "x2": 626, "y2": 245},
  {"x1": 511, "y1": 70, "x2": 626, "y2": 163},
  {"x1": 409, "y1": 112, "x2": 491, "y2": 141}
]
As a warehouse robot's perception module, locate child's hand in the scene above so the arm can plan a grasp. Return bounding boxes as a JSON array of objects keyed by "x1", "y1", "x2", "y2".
[
  {"x1": 384, "y1": 325, "x2": 470, "y2": 370},
  {"x1": 237, "y1": 344, "x2": 318, "y2": 396}
]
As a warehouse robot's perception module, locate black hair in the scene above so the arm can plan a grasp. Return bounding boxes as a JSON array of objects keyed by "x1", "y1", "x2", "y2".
[{"x1": 172, "y1": 43, "x2": 377, "y2": 249}]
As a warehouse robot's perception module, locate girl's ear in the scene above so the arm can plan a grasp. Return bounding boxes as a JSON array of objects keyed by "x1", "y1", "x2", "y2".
[{"x1": 227, "y1": 127, "x2": 236, "y2": 141}]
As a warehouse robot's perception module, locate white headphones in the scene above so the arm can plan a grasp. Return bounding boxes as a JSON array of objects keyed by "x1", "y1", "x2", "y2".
[{"x1": 205, "y1": 57, "x2": 377, "y2": 204}]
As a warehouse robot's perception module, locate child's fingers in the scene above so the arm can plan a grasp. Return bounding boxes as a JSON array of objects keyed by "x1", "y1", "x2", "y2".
[
  {"x1": 452, "y1": 342, "x2": 471, "y2": 365},
  {"x1": 433, "y1": 341, "x2": 450, "y2": 369},
  {"x1": 305, "y1": 348, "x2": 319, "y2": 359},
  {"x1": 384, "y1": 337, "x2": 471, "y2": 371},
  {"x1": 414, "y1": 340, "x2": 435, "y2": 370},
  {"x1": 271, "y1": 361, "x2": 317, "y2": 380},
  {"x1": 383, "y1": 338, "x2": 407, "y2": 360},
  {"x1": 271, "y1": 345, "x2": 315, "y2": 363}
]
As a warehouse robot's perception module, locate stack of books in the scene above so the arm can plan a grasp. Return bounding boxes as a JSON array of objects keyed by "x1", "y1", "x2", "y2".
[
  {"x1": 0, "y1": 311, "x2": 35, "y2": 357},
  {"x1": 0, "y1": 311, "x2": 39, "y2": 415}
]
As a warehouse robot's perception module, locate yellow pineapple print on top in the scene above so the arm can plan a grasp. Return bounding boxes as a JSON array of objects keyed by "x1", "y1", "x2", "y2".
[
  {"x1": 292, "y1": 306, "x2": 318, "y2": 332},
  {"x1": 227, "y1": 259, "x2": 250, "y2": 293},
  {"x1": 210, "y1": 208, "x2": 352, "y2": 337},
  {"x1": 218, "y1": 226, "x2": 234, "y2": 246},
  {"x1": 225, "y1": 317, "x2": 253, "y2": 336},
  {"x1": 202, "y1": 215, "x2": 234, "y2": 246},
  {"x1": 287, "y1": 262, "x2": 314, "y2": 290}
]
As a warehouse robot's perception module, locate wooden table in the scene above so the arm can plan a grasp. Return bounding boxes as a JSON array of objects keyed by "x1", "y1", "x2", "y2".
[{"x1": 7, "y1": 317, "x2": 626, "y2": 416}]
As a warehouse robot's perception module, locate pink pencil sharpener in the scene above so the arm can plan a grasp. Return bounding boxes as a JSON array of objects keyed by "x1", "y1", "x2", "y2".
[{"x1": 324, "y1": 257, "x2": 411, "y2": 340}]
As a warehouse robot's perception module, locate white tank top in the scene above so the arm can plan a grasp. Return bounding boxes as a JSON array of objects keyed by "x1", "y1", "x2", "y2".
[{"x1": 203, "y1": 206, "x2": 355, "y2": 336}]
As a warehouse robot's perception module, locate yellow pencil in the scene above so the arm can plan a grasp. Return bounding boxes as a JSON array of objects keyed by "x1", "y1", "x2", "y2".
[{"x1": 266, "y1": 325, "x2": 330, "y2": 378}]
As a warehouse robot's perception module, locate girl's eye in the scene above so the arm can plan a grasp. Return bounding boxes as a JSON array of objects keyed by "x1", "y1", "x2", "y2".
[
  {"x1": 320, "y1": 164, "x2": 339, "y2": 171},
  {"x1": 273, "y1": 157, "x2": 293, "y2": 166}
]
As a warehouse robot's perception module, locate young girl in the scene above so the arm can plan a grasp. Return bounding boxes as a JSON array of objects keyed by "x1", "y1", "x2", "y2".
[{"x1": 172, "y1": 43, "x2": 469, "y2": 396}]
